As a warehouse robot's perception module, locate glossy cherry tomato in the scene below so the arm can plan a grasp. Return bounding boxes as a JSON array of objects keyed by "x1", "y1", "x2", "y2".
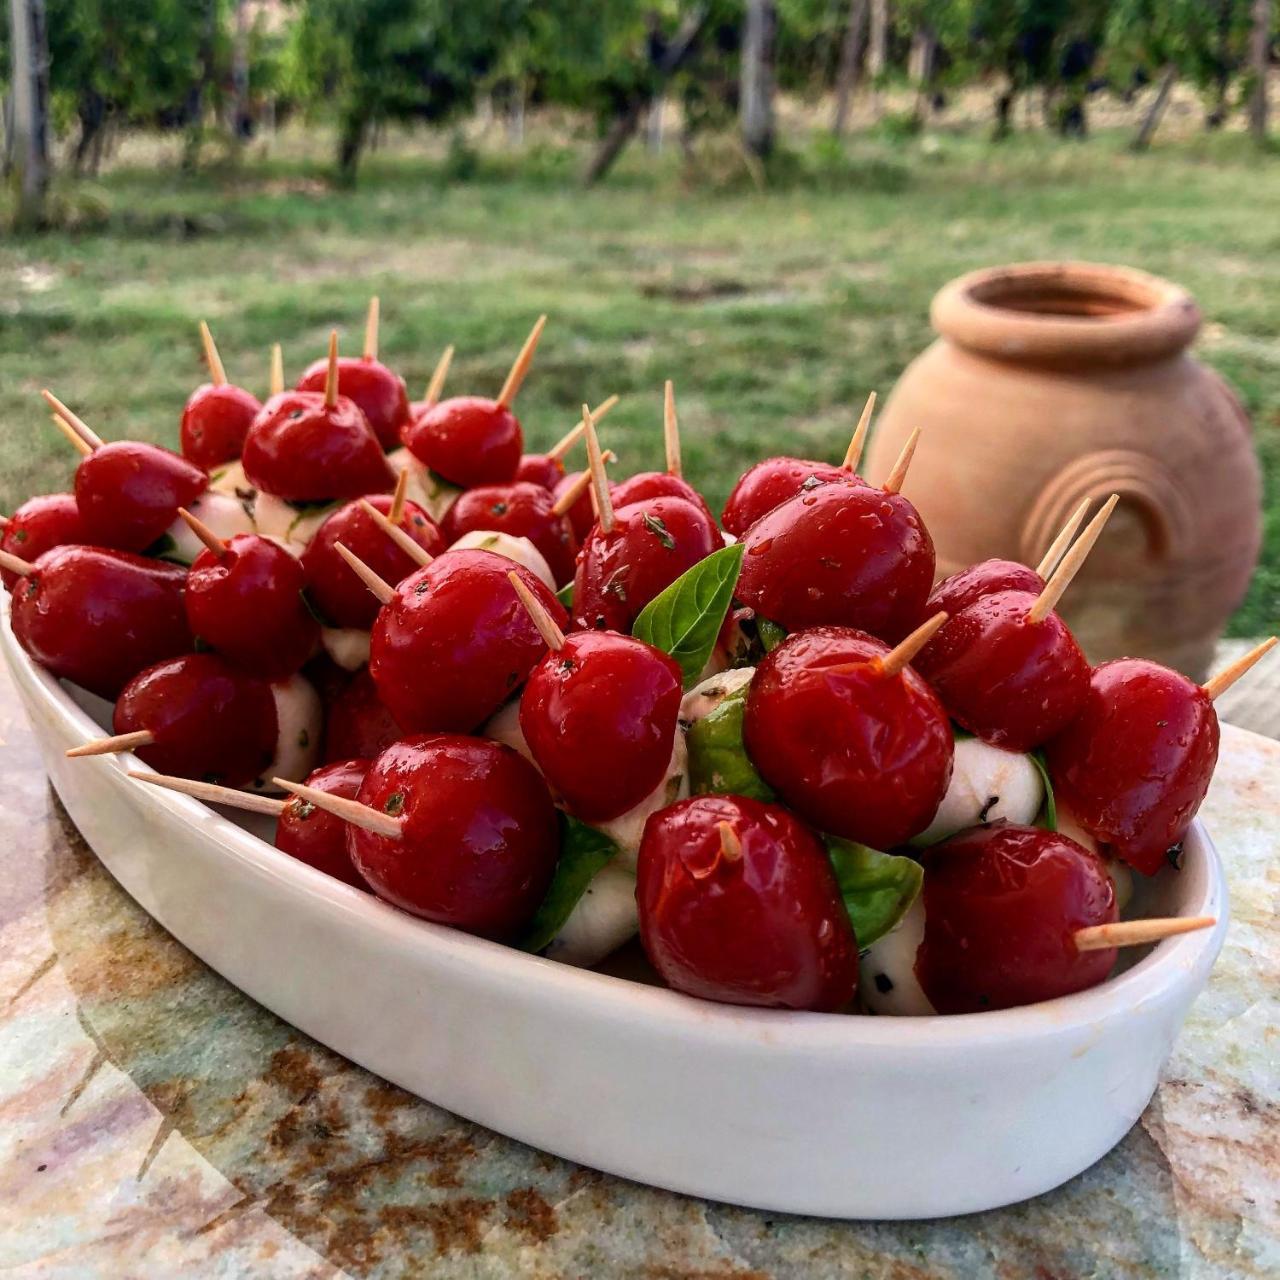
[
  {"x1": 610, "y1": 472, "x2": 718, "y2": 530},
  {"x1": 925, "y1": 558, "x2": 1043, "y2": 620},
  {"x1": 370, "y1": 549, "x2": 568, "y2": 732},
  {"x1": 442, "y1": 482, "x2": 578, "y2": 587},
  {"x1": 113, "y1": 653, "x2": 277, "y2": 785},
  {"x1": 743, "y1": 626, "x2": 953, "y2": 848},
  {"x1": 514, "y1": 452, "x2": 565, "y2": 491},
  {"x1": 302, "y1": 493, "x2": 445, "y2": 629},
  {"x1": 735, "y1": 482, "x2": 935, "y2": 644},
  {"x1": 186, "y1": 534, "x2": 319, "y2": 678},
  {"x1": 720, "y1": 458, "x2": 855, "y2": 537},
  {"x1": 916, "y1": 823, "x2": 1118, "y2": 1013},
  {"x1": 9, "y1": 546, "x2": 191, "y2": 698},
  {"x1": 572, "y1": 495, "x2": 720, "y2": 634},
  {"x1": 1045, "y1": 659, "x2": 1219, "y2": 876},
  {"x1": 74, "y1": 441, "x2": 208, "y2": 553},
  {"x1": 296, "y1": 356, "x2": 410, "y2": 451},
  {"x1": 349, "y1": 734, "x2": 559, "y2": 936},
  {"x1": 1, "y1": 494, "x2": 85, "y2": 590},
  {"x1": 275, "y1": 758, "x2": 370, "y2": 887},
  {"x1": 241, "y1": 392, "x2": 394, "y2": 502},
  {"x1": 402, "y1": 395, "x2": 522, "y2": 488},
  {"x1": 322, "y1": 666, "x2": 402, "y2": 763},
  {"x1": 914, "y1": 589, "x2": 1090, "y2": 752},
  {"x1": 553, "y1": 469, "x2": 605, "y2": 542},
  {"x1": 180, "y1": 383, "x2": 262, "y2": 469},
  {"x1": 636, "y1": 794, "x2": 859, "y2": 1011},
  {"x1": 520, "y1": 630, "x2": 683, "y2": 822}
]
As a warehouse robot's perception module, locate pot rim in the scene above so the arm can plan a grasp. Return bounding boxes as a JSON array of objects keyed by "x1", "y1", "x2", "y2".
[{"x1": 931, "y1": 261, "x2": 1201, "y2": 367}]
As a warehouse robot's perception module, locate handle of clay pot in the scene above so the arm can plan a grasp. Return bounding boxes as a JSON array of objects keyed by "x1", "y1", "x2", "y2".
[{"x1": 1020, "y1": 450, "x2": 1191, "y2": 569}]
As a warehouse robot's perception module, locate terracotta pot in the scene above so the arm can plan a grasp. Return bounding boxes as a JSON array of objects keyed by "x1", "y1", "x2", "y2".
[{"x1": 866, "y1": 261, "x2": 1262, "y2": 680}]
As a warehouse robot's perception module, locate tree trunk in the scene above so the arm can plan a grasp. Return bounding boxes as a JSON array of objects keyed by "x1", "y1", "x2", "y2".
[
  {"x1": 740, "y1": 0, "x2": 776, "y2": 160},
  {"x1": 908, "y1": 25, "x2": 938, "y2": 124},
  {"x1": 183, "y1": 0, "x2": 218, "y2": 173},
  {"x1": 992, "y1": 85, "x2": 1016, "y2": 141},
  {"x1": 1132, "y1": 65, "x2": 1177, "y2": 151},
  {"x1": 337, "y1": 110, "x2": 368, "y2": 186},
  {"x1": 647, "y1": 93, "x2": 667, "y2": 152},
  {"x1": 1248, "y1": 0, "x2": 1272, "y2": 143},
  {"x1": 867, "y1": 0, "x2": 889, "y2": 78},
  {"x1": 7, "y1": 0, "x2": 50, "y2": 231},
  {"x1": 832, "y1": 0, "x2": 868, "y2": 137},
  {"x1": 231, "y1": 0, "x2": 251, "y2": 143}
]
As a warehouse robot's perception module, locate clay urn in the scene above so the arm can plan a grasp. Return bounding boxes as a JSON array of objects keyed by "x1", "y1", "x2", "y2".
[{"x1": 865, "y1": 261, "x2": 1262, "y2": 680}]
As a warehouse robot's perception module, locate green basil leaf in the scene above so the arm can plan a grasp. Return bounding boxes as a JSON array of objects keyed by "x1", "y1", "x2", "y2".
[
  {"x1": 519, "y1": 816, "x2": 620, "y2": 954},
  {"x1": 1029, "y1": 750, "x2": 1057, "y2": 831},
  {"x1": 756, "y1": 617, "x2": 787, "y2": 652},
  {"x1": 631, "y1": 543, "x2": 745, "y2": 686},
  {"x1": 144, "y1": 531, "x2": 182, "y2": 563},
  {"x1": 825, "y1": 837, "x2": 924, "y2": 950},
  {"x1": 686, "y1": 685, "x2": 775, "y2": 802},
  {"x1": 556, "y1": 581, "x2": 574, "y2": 608}
]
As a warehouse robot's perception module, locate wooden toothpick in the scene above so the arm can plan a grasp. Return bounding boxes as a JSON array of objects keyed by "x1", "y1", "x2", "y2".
[
  {"x1": 496, "y1": 314, "x2": 547, "y2": 410},
  {"x1": 507, "y1": 571, "x2": 565, "y2": 650},
  {"x1": 66, "y1": 729, "x2": 155, "y2": 759},
  {"x1": 199, "y1": 321, "x2": 227, "y2": 386},
  {"x1": 423, "y1": 344, "x2": 455, "y2": 407},
  {"x1": 0, "y1": 548, "x2": 35, "y2": 578},
  {"x1": 334, "y1": 542, "x2": 396, "y2": 605},
  {"x1": 50, "y1": 412, "x2": 93, "y2": 457},
  {"x1": 323, "y1": 331, "x2": 340, "y2": 410},
  {"x1": 717, "y1": 822, "x2": 743, "y2": 862},
  {"x1": 177, "y1": 506, "x2": 226, "y2": 558},
  {"x1": 880, "y1": 612, "x2": 948, "y2": 677},
  {"x1": 664, "y1": 380, "x2": 682, "y2": 478},
  {"x1": 1027, "y1": 494, "x2": 1119, "y2": 625},
  {"x1": 881, "y1": 426, "x2": 920, "y2": 496},
  {"x1": 128, "y1": 770, "x2": 286, "y2": 816},
  {"x1": 1202, "y1": 636, "x2": 1278, "y2": 702},
  {"x1": 357, "y1": 499, "x2": 432, "y2": 568},
  {"x1": 843, "y1": 390, "x2": 876, "y2": 472},
  {"x1": 40, "y1": 390, "x2": 104, "y2": 450},
  {"x1": 273, "y1": 777, "x2": 403, "y2": 839},
  {"x1": 583, "y1": 403, "x2": 615, "y2": 534},
  {"x1": 1034, "y1": 498, "x2": 1092, "y2": 580},
  {"x1": 1075, "y1": 915, "x2": 1216, "y2": 952},
  {"x1": 547, "y1": 394, "x2": 620, "y2": 462},
  {"x1": 551, "y1": 470, "x2": 593, "y2": 517},
  {"x1": 364, "y1": 296, "x2": 380, "y2": 361},
  {"x1": 388, "y1": 467, "x2": 409, "y2": 525},
  {"x1": 270, "y1": 342, "x2": 284, "y2": 396}
]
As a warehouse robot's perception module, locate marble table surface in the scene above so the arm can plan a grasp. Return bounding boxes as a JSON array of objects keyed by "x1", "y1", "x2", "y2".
[{"x1": 0, "y1": 666, "x2": 1276, "y2": 1280}]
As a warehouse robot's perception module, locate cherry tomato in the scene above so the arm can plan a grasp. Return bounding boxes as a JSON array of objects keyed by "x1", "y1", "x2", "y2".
[
  {"x1": 514, "y1": 453, "x2": 565, "y2": 490},
  {"x1": 610, "y1": 472, "x2": 718, "y2": 530},
  {"x1": 553, "y1": 469, "x2": 605, "y2": 542},
  {"x1": 186, "y1": 534, "x2": 319, "y2": 678},
  {"x1": 241, "y1": 392, "x2": 394, "y2": 502},
  {"x1": 442, "y1": 482, "x2": 578, "y2": 587},
  {"x1": 10, "y1": 546, "x2": 191, "y2": 698},
  {"x1": 572, "y1": 495, "x2": 720, "y2": 633},
  {"x1": 302, "y1": 494, "x2": 445, "y2": 629},
  {"x1": 296, "y1": 356, "x2": 410, "y2": 451},
  {"x1": 1, "y1": 494, "x2": 85, "y2": 590},
  {"x1": 370, "y1": 549, "x2": 568, "y2": 732},
  {"x1": 402, "y1": 395, "x2": 522, "y2": 488},
  {"x1": 180, "y1": 383, "x2": 262, "y2": 469},
  {"x1": 275, "y1": 758, "x2": 370, "y2": 887},
  {"x1": 736, "y1": 482, "x2": 935, "y2": 644},
  {"x1": 520, "y1": 630, "x2": 683, "y2": 822},
  {"x1": 743, "y1": 626, "x2": 953, "y2": 848},
  {"x1": 113, "y1": 653, "x2": 278, "y2": 786},
  {"x1": 914, "y1": 590, "x2": 1090, "y2": 752},
  {"x1": 1045, "y1": 659, "x2": 1219, "y2": 876},
  {"x1": 323, "y1": 666, "x2": 402, "y2": 763},
  {"x1": 925, "y1": 558, "x2": 1043, "y2": 620},
  {"x1": 636, "y1": 794, "x2": 859, "y2": 1011},
  {"x1": 916, "y1": 823, "x2": 1118, "y2": 1013},
  {"x1": 350, "y1": 734, "x2": 559, "y2": 936},
  {"x1": 74, "y1": 441, "x2": 208, "y2": 553},
  {"x1": 720, "y1": 458, "x2": 855, "y2": 537}
]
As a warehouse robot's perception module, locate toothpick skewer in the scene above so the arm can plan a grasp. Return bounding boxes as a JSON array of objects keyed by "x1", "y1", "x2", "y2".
[
  {"x1": 583, "y1": 403, "x2": 615, "y2": 534},
  {"x1": 1026, "y1": 494, "x2": 1119, "y2": 625},
  {"x1": 881, "y1": 426, "x2": 921, "y2": 496},
  {"x1": 388, "y1": 467, "x2": 409, "y2": 525},
  {"x1": 1202, "y1": 636, "x2": 1278, "y2": 701},
  {"x1": 274, "y1": 777, "x2": 403, "y2": 839},
  {"x1": 550, "y1": 450, "x2": 616, "y2": 517},
  {"x1": 66, "y1": 729, "x2": 155, "y2": 758},
  {"x1": 508, "y1": 571, "x2": 566, "y2": 650},
  {"x1": 364, "y1": 296, "x2": 379, "y2": 361},
  {"x1": 496, "y1": 314, "x2": 547, "y2": 410},
  {"x1": 128, "y1": 770, "x2": 286, "y2": 816},
  {"x1": 334, "y1": 542, "x2": 397, "y2": 604},
  {"x1": 199, "y1": 321, "x2": 227, "y2": 386},
  {"x1": 422, "y1": 344, "x2": 454, "y2": 407},
  {"x1": 50, "y1": 413, "x2": 94, "y2": 457},
  {"x1": 323, "y1": 331, "x2": 340, "y2": 410},
  {"x1": 357, "y1": 499, "x2": 433, "y2": 568},
  {"x1": 717, "y1": 822, "x2": 743, "y2": 863},
  {"x1": 880, "y1": 612, "x2": 949, "y2": 677},
  {"x1": 547, "y1": 395, "x2": 620, "y2": 461},
  {"x1": 1074, "y1": 915, "x2": 1216, "y2": 952},
  {"x1": 0, "y1": 549, "x2": 35, "y2": 578},
  {"x1": 270, "y1": 343, "x2": 284, "y2": 396},
  {"x1": 664, "y1": 380, "x2": 682, "y2": 478},
  {"x1": 40, "y1": 391, "x2": 104, "y2": 450},
  {"x1": 1035, "y1": 498, "x2": 1092, "y2": 580},
  {"x1": 843, "y1": 391, "x2": 877, "y2": 472},
  {"x1": 177, "y1": 506, "x2": 226, "y2": 558}
]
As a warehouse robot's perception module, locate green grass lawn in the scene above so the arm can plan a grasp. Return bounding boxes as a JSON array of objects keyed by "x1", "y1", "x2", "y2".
[{"x1": 2, "y1": 125, "x2": 1277, "y2": 634}]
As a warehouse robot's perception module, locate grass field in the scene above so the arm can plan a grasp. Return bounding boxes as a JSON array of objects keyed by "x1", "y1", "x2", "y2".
[{"x1": 2, "y1": 124, "x2": 1277, "y2": 634}]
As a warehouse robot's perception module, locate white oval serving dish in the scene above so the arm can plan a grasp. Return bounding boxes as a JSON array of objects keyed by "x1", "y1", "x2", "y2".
[{"x1": 0, "y1": 604, "x2": 1228, "y2": 1220}]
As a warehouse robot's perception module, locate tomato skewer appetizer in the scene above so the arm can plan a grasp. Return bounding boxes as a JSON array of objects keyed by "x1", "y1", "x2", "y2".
[
  {"x1": 180, "y1": 321, "x2": 263, "y2": 469},
  {"x1": 0, "y1": 493, "x2": 85, "y2": 590},
  {"x1": 515, "y1": 395, "x2": 619, "y2": 490}
]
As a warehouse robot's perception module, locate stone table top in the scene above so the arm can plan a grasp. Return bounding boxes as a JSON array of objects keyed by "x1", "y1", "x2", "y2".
[{"x1": 0, "y1": 664, "x2": 1276, "y2": 1280}]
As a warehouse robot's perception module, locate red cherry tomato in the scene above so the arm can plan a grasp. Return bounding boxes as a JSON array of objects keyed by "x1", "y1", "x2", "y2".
[
  {"x1": 917, "y1": 823, "x2": 1118, "y2": 1013},
  {"x1": 514, "y1": 453, "x2": 565, "y2": 490},
  {"x1": 349, "y1": 734, "x2": 559, "y2": 936},
  {"x1": 296, "y1": 356, "x2": 410, "y2": 451},
  {"x1": 113, "y1": 653, "x2": 278, "y2": 786},
  {"x1": 552, "y1": 469, "x2": 605, "y2": 542},
  {"x1": 1, "y1": 494, "x2": 85, "y2": 590},
  {"x1": 914, "y1": 590, "x2": 1090, "y2": 752},
  {"x1": 74, "y1": 441, "x2": 208, "y2": 553},
  {"x1": 743, "y1": 626, "x2": 953, "y2": 848},
  {"x1": 636, "y1": 794, "x2": 860, "y2": 1011},
  {"x1": 925, "y1": 558, "x2": 1043, "y2": 619},
  {"x1": 520, "y1": 631, "x2": 683, "y2": 822},
  {"x1": 720, "y1": 458, "x2": 854, "y2": 537},
  {"x1": 275, "y1": 758, "x2": 370, "y2": 888},
  {"x1": 9, "y1": 546, "x2": 191, "y2": 698},
  {"x1": 572, "y1": 495, "x2": 720, "y2": 633},
  {"x1": 241, "y1": 392, "x2": 394, "y2": 502},
  {"x1": 442, "y1": 482, "x2": 578, "y2": 586},
  {"x1": 180, "y1": 383, "x2": 262, "y2": 469},
  {"x1": 370, "y1": 549, "x2": 568, "y2": 733},
  {"x1": 323, "y1": 666, "x2": 402, "y2": 763},
  {"x1": 610, "y1": 472, "x2": 718, "y2": 530},
  {"x1": 736, "y1": 482, "x2": 935, "y2": 644},
  {"x1": 1045, "y1": 659, "x2": 1219, "y2": 876},
  {"x1": 302, "y1": 494, "x2": 445, "y2": 629},
  {"x1": 186, "y1": 534, "x2": 319, "y2": 678},
  {"x1": 402, "y1": 395, "x2": 522, "y2": 488}
]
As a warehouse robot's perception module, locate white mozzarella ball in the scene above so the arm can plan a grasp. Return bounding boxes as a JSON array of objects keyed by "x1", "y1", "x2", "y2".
[
  {"x1": 386, "y1": 447, "x2": 461, "y2": 523},
  {"x1": 679, "y1": 667, "x2": 755, "y2": 726},
  {"x1": 597, "y1": 734, "x2": 690, "y2": 873},
  {"x1": 253, "y1": 493, "x2": 337, "y2": 554},
  {"x1": 207, "y1": 459, "x2": 253, "y2": 499},
  {"x1": 448, "y1": 530, "x2": 555, "y2": 591},
  {"x1": 252, "y1": 674, "x2": 322, "y2": 792},
  {"x1": 482, "y1": 697, "x2": 538, "y2": 769},
  {"x1": 1056, "y1": 805, "x2": 1134, "y2": 912},
  {"x1": 321, "y1": 627, "x2": 372, "y2": 672},
  {"x1": 544, "y1": 863, "x2": 639, "y2": 968},
  {"x1": 859, "y1": 896, "x2": 936, "y2": 1016},
  {"x1": 162, "y1": 492, "x2": 256, "y2": 564},
  {"x1": 912, "y1": 738, "x2": 1043, "y2": 847}
]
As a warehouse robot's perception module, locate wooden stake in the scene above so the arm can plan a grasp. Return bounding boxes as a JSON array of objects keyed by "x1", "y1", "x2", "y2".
[
  {"x1": 128, "y1": 770, "x2": 286, "y2": 816},
  {"x1": 1202, "y1": 636, "x2": 1278, "y2": 701},
  {"x1": 199, "y1": 321, "x2": 227, "y2": 386},
  {"x1": 40, "y1": 390, "x2": 104, "y2": 450},
  {"x1": 880, "y1": 611, "x2": 948, "y2": 677},
  {"x1": 66, "y1": 729, "x2": 155, "y2": 759},
  {"x1": 547, "y1": 394, "x2": 620, "y2": 461},
  {"x1": 270, "y1": 343, "x2": 284, "y2": 396},
  {"x1": 496, "y1": 314, "x2": 547, "y2": 409},
  {"x1": 1035, "y1": 498, "x2": 1092, "y2": 580},
  {"x1": 1074, "y1": 915, "x2": 1216, "y2": 952},
  {"x1": 363, "y1": 296, "x2": 379, "y2": 361},
  {"x1": 334, "y1": 542, "x2": 397, "y2": 605},
  {"x1": 843, "y1": 390, "x2": 876, "y2": 472},
  {"x1": 583, "y1": 403, "x2": 615, "y2": 534},
  {"x1": 717, "y1": 821, "x2": 743, "y2": 863},
  {"x1": 1027, "y1": 494, "x2": 1119, "y2": 625},
  {"x1": 50, "y1": 413, "x2": 93, "y2": 457},
  {"x1": 423, "y1": 344, "x2": 454, "y2": 407},
  {"x1": 274, "y1": 777, "x2": 403, "y2": 839},
  {"x1": 176, "y1": 506, "x2": 226, "y2": 558},
  {"x1": 323, "y1": 331, "x2": 340, "y2": 409},
  {"x1": 0, "y1": 549, "x2": 35, "y2": 578},
  {"x1": 881, "y1": 426, "x2": 920, "y2": 495},
  {"x1": 388, "y1": 467, "x2": 409, "y2": 525},
  {"x1": 664, "y1": 380, "x2": 682, "y2": 477},
  {"x1": 508, "y1": 571, "x2": 565, "y2": 650},
  {"x1": 552, "y1": 470, "x2": 593, "y2": 517},
  {"x1": 357, "y1": 499, "x2": 432, "y2": 568}
]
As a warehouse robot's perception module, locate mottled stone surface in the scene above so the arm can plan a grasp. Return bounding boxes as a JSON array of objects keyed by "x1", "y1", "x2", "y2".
[{"x1": 0, "y1": 665, "x2": 1275, "y2": 1279}]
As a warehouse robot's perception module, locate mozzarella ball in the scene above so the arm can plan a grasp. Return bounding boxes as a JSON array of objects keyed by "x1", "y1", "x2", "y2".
[
  {"x1": 544, "y1": 863, "x2": 639, "y2": 968},
  {"x1": 482, "y1": 697, "x2": 538, "y2": 769},
  {"x1": 253, "y1": 493, "x2": 337, "y2": 555},
  {"x1": 207, "y1": 459, "x2": 253, "y2": 499},
  {"x1": 252, "y1": 673, "x2": 322, "y2": 792},
  {"x1": 386, "y1": 447, "x2": 461, "y2": 523},
  {"x1": 448, "y1": 530, "x2": 555, "y2": 591},
  {"x1": 679, "y1": 667, "x2": 756, "y2": 727},
  {"x1": 912, "y1": 737, "x2": 1043, "y2": 847},
  {"x1": 859, "y1": 896, "x2": 936, "y2": 1016},
  {"x1": 321, "y1": 627, "x2": 372, "y2": 672},
  {"x1": 1056, "y1": 805, "x2": 1133, "y2": 912},
  {"x1": 162, "y1": 491, "x2": 256, "y2": 564},
  {"x1": 596, "y1": 734, "x2": 690, "y2": 873}
]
